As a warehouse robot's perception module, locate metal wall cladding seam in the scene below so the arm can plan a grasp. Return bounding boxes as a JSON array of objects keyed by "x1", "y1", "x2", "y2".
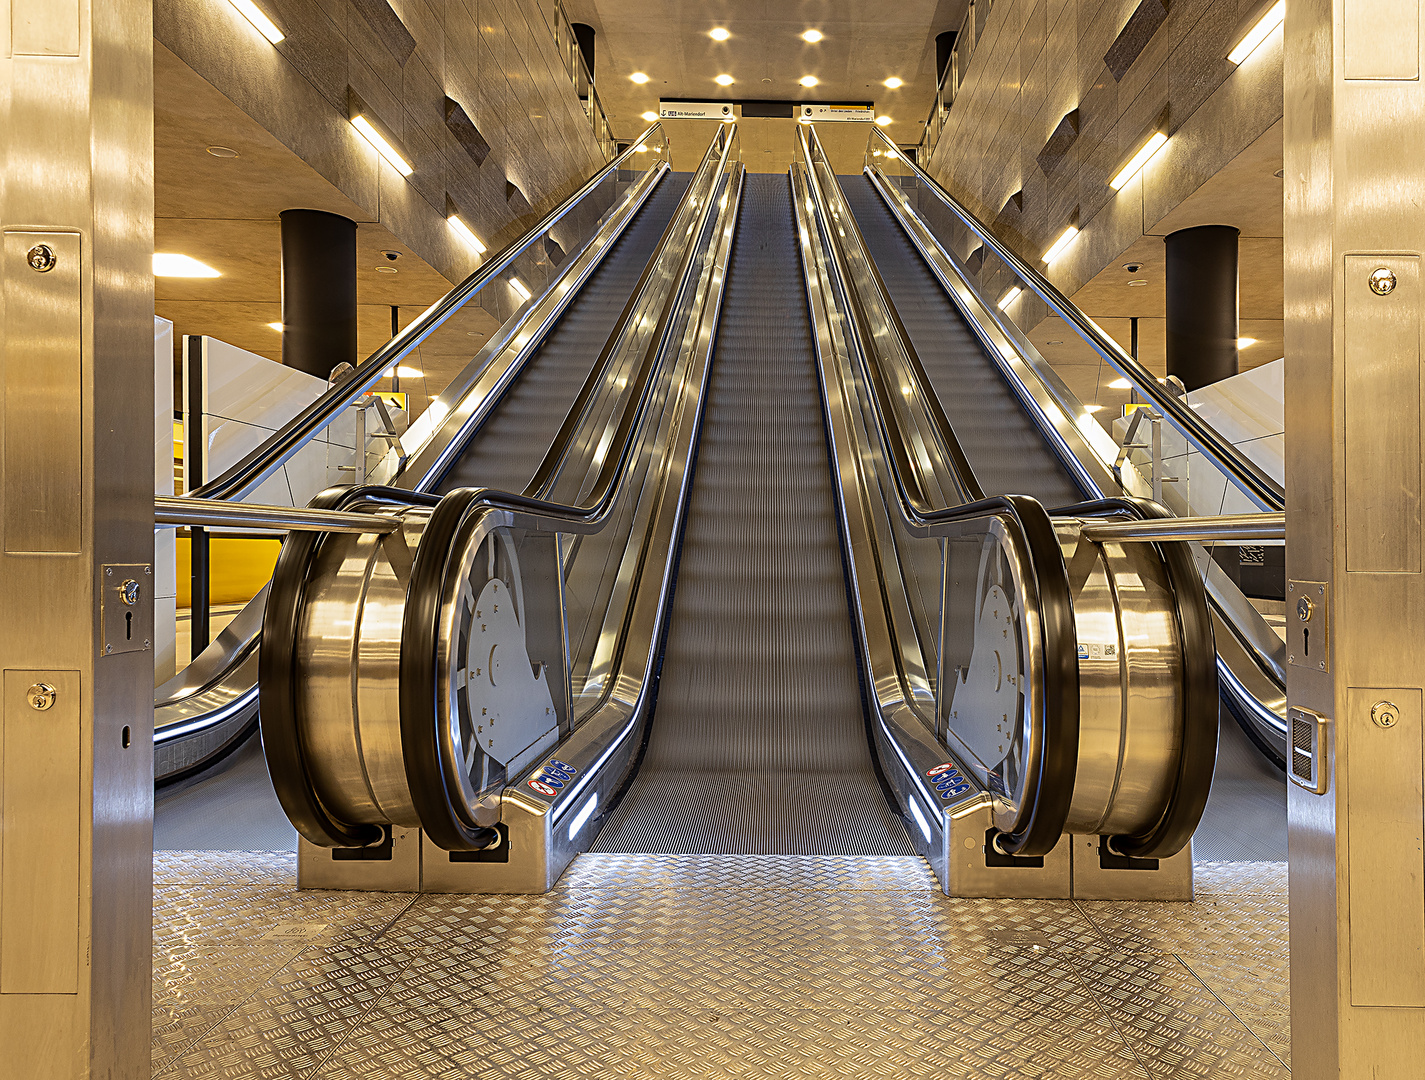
[
  {"x1": 438, "y1": 174, "x2": 695, "y2": 496},
  {"x1": 593, "y1": 174, "x2": 913, "y2": 856},
  {"x1": 838, "y1": 175, "x2": 1084, "y2": 509}
]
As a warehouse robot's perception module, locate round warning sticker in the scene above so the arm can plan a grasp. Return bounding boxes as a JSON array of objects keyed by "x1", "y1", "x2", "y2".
[{"x1": 528, "y1": 779, "x2": 558, "y2": 797}]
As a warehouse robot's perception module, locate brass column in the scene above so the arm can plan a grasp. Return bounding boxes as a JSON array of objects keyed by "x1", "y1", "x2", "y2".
[
  {"x1": 1286, "y1": 0, "x2": 1425, "y2": 1073},
  {"x1": 0, "y1": 0, "x2": 154, "y2": 1076}
]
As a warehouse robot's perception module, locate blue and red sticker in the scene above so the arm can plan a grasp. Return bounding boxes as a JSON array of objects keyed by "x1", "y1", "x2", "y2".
[
  {"x1": 528, "y1": 759, "x2": 577, "y2": 798},
  {"x1": 926, "y1": 762, "x2": 972, "y2": 800}
]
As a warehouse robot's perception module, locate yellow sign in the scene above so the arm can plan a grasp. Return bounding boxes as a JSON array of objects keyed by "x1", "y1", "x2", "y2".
[{"x1": 367, "y1": 391, "x2": 408, "y2": 411}]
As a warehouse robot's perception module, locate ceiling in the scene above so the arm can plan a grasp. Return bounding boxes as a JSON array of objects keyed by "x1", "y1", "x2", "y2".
[
  {"x1": 1030, "y1": 120, "x2": 1285, "y2": 418},
  {"x1": 153, "y1": 43, "x2": 498, "y2": 416},
  {"x1": 563, "y1": 0, "x2": 968, "y2": 144}
]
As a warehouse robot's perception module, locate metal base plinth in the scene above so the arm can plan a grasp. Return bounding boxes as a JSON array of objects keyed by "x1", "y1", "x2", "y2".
[
  {"x1": 157, "y1": 850, "x2": 1289, "y2": 1078},
  {"x1": 301, "y1": 816, "x2": 1194, "y2": 900}
]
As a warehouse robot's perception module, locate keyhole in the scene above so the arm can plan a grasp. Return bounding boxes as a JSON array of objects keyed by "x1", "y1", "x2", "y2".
[
  {"x1": 125, "y1": 611, "x2": 133, "y2": 641},
  {"x1": 1303, "y1": 627, "x2": 1310, "y2": 657}
]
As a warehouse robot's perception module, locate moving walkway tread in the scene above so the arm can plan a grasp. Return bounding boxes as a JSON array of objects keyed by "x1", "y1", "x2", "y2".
[
  {"x1": 437, "y1": 173, "x2": 694, "y2": 495},
  {"x1": 837, "y1": 174, "x2": 1083, "y2": 510},
  {"x1": 592, "y1": 173, "x2": 913, "y2": 856}
]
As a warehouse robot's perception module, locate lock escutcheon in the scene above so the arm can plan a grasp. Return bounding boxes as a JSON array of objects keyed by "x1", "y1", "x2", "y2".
[
  {"x1": 26, "y1": 243, "x2": 56, "y2": 273},
  {"x1": 26, "y1": 682, "x2": 57, "y2": 711},
  {"x1": 1371, "y1": 700, "x2": 1400, "y2": 729}
]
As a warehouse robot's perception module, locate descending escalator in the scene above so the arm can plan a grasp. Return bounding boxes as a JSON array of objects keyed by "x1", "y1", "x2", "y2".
[
  {"x1": 839, "y1": 175, "x2": 1083, "y2": 510},
  {"x1": 438, "y1": 174, "x2": 690, "y2": 496},
  {"x1": 592, "y1": 174, "x2": 912, "y2": 856},
  {"x1": 827, "y1": 156, "x2": 1286, "y2": 857},
  {"x1": 154, "y1": 132, "x2": 689, "y2": 783}
]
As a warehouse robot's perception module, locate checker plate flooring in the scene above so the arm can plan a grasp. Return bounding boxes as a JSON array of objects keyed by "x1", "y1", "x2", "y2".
[{"x1": 152, "y1": 851, "x2": 1289, "y2": 1078}]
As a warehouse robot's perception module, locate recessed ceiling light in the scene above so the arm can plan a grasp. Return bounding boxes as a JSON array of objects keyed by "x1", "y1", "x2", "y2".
[
  {"x1": 641, "y1": 110, "x2": 658, "y2": 122},
  {"x1": 802, "y1": 29, "x2": 823, "y2": 42},
  {"x1": 1046, "y1": 340, "x2": 1064, "y2": 346},
  {"x1": 630, "y1": 71, "x2": 650, "y2": 84},
  {"x1": 875, "y1": 115, "x2": 892, "y2": 126},
  {"x1": 395, "y1": 365, "x2": 422, "y2": 378},
  {"x1": 228, "y1": 0, "x2": 284, "y2": 44},
  {"x1": 883, "y1": 77, "x2": 904, "y2": 89},
  {"x1": 1238, "y1": 336, "x2": 1258, "y2": 348},
  {"x1": 799, "y1": 75, "x2": 818, "y2": 87},
  {"x1": 375, "y1": 265, "x2": 398, "y2": 274},
  {"x1": 1108, "y1": 377, "x2": 1131, "y2": 389},
  {"x1": 716, "y1": 73, "x2": 735, "y2": 86},
  {"x1": 1127, "y1": 279, "x2": 1148, "y2": 287},
  {"x1": 997, "y1": 287, "x2": 1022, "y2": 310},
  {"x1": 1084, "y1": 404, "x2": 1105, "y2": 413},
  {"x1": 206, "y1": 145, "x2": 239, "y2": 158},
  {"x1": 153, "y1": 253, "x2": 220, "y2": 278},
  {"x1": 510, "y1": 277, "x2": 532, "y2": 301},
  {"x1": 710, "y1": 27, "x2": 730, "y2": 40},
  {"x1": 267, "y1": 322, "x2": 283, "y2": 331}
]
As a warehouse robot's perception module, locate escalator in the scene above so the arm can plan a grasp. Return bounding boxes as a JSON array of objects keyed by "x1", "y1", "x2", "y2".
[
  {"x1": 245, "y1": 123, "x2": 1220, "y2": 901},
  {"x1": 154, "y1": 127, "x2": 688, "y2": 783},
  {"x1": 436, "y1": 173, "x2": 689, "y2": 496},
  {"x1": 592, "y1": 174, "x2": 911, "y2": 856},
  {"x1": 836, "y1": 135, "x2": 1291, "y2": 781},
  {"x1": 838, "y1": 176, "x2": 1083, "y2": 510}
]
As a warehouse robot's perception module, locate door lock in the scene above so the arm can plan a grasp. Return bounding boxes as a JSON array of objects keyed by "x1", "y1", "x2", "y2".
[
  {"x1": 1371, "y1": 700, "x2": 1400, "y2": 729},
  {"x1": 26, "y1": 683, "x2": 57, "y2": 711}
]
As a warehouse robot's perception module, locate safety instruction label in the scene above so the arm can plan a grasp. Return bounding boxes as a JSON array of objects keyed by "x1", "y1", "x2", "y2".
[
  {"x1": 927, "y1": 762, "x2": 972, "y2": 800},
  {"x1": 527, "y1": 758, "x2": 577, "y2": 799}
]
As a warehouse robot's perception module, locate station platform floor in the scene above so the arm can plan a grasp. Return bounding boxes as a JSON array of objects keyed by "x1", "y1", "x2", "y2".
[{"x1": 151, "y1": 848, "x2": 1288, "y2": 1078}]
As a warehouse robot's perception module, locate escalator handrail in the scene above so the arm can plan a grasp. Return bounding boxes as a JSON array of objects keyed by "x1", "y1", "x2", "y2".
[
  {"x1": 863, "y1": 125, "x2": 1285, "y2": 514},
  {"x1": 346, "y1": 127, "x2": 739, "y2": 848},
  {"x1": 187, "y1": 124, "x2": 670, "y2": 505},
  {"x1": 798, "y1": 126, "x2": 1079, "y2": 857}
]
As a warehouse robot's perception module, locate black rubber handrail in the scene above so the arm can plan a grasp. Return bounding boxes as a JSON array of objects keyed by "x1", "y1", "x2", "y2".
[
  {"x1": 799, "y1": 125, "x2": 1080, "y2": 857},
  {"x1": 190, "y1": 125, "x2": 669, "y2": 504},
  {"x1": 863, "y1": 125, "x2": 1284, "y2": 513},
  {"x1": 267, "y1": 127, "x2": 738, "y2": 849}
]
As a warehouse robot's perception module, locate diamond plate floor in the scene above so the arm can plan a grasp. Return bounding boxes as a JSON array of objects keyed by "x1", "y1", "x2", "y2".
[{"x1": 152, "y1": 852, "x2": 1289, "y2": 1078}]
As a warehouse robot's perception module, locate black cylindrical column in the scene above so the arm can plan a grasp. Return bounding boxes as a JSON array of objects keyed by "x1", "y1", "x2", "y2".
[
  {"x1": 936, "y1": 31, "x2": 958, "y2": 84},
  {"x1": 572, "y1": 23, "x2": 595, "y2": 81},
  {"x1": 280, "y1": 209, "x2": 357, "y2": 380},
  {"x1": 1164, "y1": 224, "x2": 1240, "y2": 391}
]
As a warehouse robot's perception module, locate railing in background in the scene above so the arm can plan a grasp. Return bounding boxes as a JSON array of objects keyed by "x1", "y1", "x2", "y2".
[
  {"x1": 544, "y1": 1, "x2": 616, "y2": 161},
  {"x1": 919, "y1": 0, "x2": 991, "y2": 161}
]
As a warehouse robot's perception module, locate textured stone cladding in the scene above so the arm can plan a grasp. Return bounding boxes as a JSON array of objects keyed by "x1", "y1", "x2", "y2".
[
  {"x1": 155, "y1": 0, "x2": 608, "y2": 291},
  {"x1": 925, "y1": 0, "x2": 1283, "y2": 300}
]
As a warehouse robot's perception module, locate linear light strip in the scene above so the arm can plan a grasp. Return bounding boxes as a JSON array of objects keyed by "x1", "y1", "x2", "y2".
[
  {"x1": 997, "y1": 286, "x2": 1022, "y2": 310},
  {"x1": 1228, "y1": 0, "x2": 1285, "y2": 64},
  {"x1": 447, "y1": 214, "x2": 486, "y2": 254},
  {"x1": 1109, "y1": 131, "x2": 1168, "y2": 190},
  {"x1": 350, "y1": 115, "x2": 413, "y2": 176},
  {"x1": 229, "y1": 0, "x2": 285, "y2": 43},
  {"x1": 1041, "y1": 225, "x2": 1079, "y2": 265}
]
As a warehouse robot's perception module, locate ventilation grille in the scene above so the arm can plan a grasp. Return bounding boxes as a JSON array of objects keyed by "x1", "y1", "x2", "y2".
[{"x1": 1289, "y1": 707, "x2": 1329, "y2": 794}]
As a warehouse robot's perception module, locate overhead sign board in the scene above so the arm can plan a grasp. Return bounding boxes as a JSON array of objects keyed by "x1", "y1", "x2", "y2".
[
  {"x1": 659, "y1": 101, "x2": 735, "y2": 120},
  {"x1": 799, "y1": 103, "x2": 875, "y2": 123}
]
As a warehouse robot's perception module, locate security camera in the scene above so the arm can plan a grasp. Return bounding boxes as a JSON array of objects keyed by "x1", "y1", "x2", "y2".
[
  {"x1": 1123, "y1": 263, "x2": 1142, "y2": 273},
  {"x1": 382, "y1": 250, "x2": 400, "y2": 261}
]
